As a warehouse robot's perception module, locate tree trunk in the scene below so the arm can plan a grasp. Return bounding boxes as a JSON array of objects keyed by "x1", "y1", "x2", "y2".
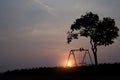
[
  {"x1": 93, "y1": 51, "x2": 98, "y2": 65},
  {"x1": 90, "y1": 39, "x2": 98, "y2": 65}
]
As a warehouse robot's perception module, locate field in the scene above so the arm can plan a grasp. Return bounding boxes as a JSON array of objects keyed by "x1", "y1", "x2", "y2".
[{"x1": 0, "y1": 63, "x2": 120, "y2": 80}]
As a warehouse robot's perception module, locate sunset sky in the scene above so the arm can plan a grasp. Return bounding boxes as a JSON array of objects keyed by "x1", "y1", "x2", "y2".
[{"x1": 0, "y1": 0, "x2": 120, "y2": 72}]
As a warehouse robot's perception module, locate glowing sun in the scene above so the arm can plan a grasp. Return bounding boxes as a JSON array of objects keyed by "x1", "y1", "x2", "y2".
[{"x1": 67, "y1": 61, "x2": 72, "y2": 67}]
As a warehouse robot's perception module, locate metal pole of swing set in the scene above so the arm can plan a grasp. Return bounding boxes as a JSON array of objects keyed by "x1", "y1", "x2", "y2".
[{"x1": 66, "y1": 50, "x2": 78, "y2": 66}]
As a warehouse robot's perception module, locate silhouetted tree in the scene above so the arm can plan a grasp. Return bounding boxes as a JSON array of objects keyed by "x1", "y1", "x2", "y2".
[{"x1": 67, "y1": 12, "x2": 119, "y2": 65}]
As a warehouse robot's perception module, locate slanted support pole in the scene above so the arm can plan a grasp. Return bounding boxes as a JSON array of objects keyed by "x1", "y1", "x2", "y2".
[{"x1": 66, "y1": 50, "x2": 77, "y2": 66}]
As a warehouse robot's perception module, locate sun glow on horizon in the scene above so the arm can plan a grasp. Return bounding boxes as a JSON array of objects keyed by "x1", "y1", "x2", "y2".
[
  {"x1": 59, "y1": 52, "x2": 75, "y2": 68},
  {"x1": 66, "y1": 61, "x2": 75, "y2": 67},
  {"x1": 67, "y1": 61, "x2": 72, "y2": 67},
  {"x1": 59, "y1": 59, "x2": 74, "y2": 68}
]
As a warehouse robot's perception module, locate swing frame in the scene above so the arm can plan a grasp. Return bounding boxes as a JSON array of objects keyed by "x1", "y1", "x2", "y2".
[{"x1": 66, "y1": 48, "x2": 93, "y2": 66}]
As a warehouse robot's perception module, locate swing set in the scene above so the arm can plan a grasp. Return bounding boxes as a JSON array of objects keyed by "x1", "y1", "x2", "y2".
[{"x1": 66, "y1": 48, "x2": 93, "y2": 66}]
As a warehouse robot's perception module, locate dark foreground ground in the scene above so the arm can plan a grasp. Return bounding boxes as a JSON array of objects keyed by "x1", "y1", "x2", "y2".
[{"x1": 0, "y1": 63, "x2": 120, "y2": 80}]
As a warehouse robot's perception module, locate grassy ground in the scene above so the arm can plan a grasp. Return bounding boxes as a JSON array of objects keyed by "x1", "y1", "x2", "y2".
[{"x1": 0, "y1": 63, "x2": 120, "y2": 80}]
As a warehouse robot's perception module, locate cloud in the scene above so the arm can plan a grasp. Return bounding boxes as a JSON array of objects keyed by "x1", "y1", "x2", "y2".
[{"x1": 34, "y1": 0, "x2": 55, "y2": 11}]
